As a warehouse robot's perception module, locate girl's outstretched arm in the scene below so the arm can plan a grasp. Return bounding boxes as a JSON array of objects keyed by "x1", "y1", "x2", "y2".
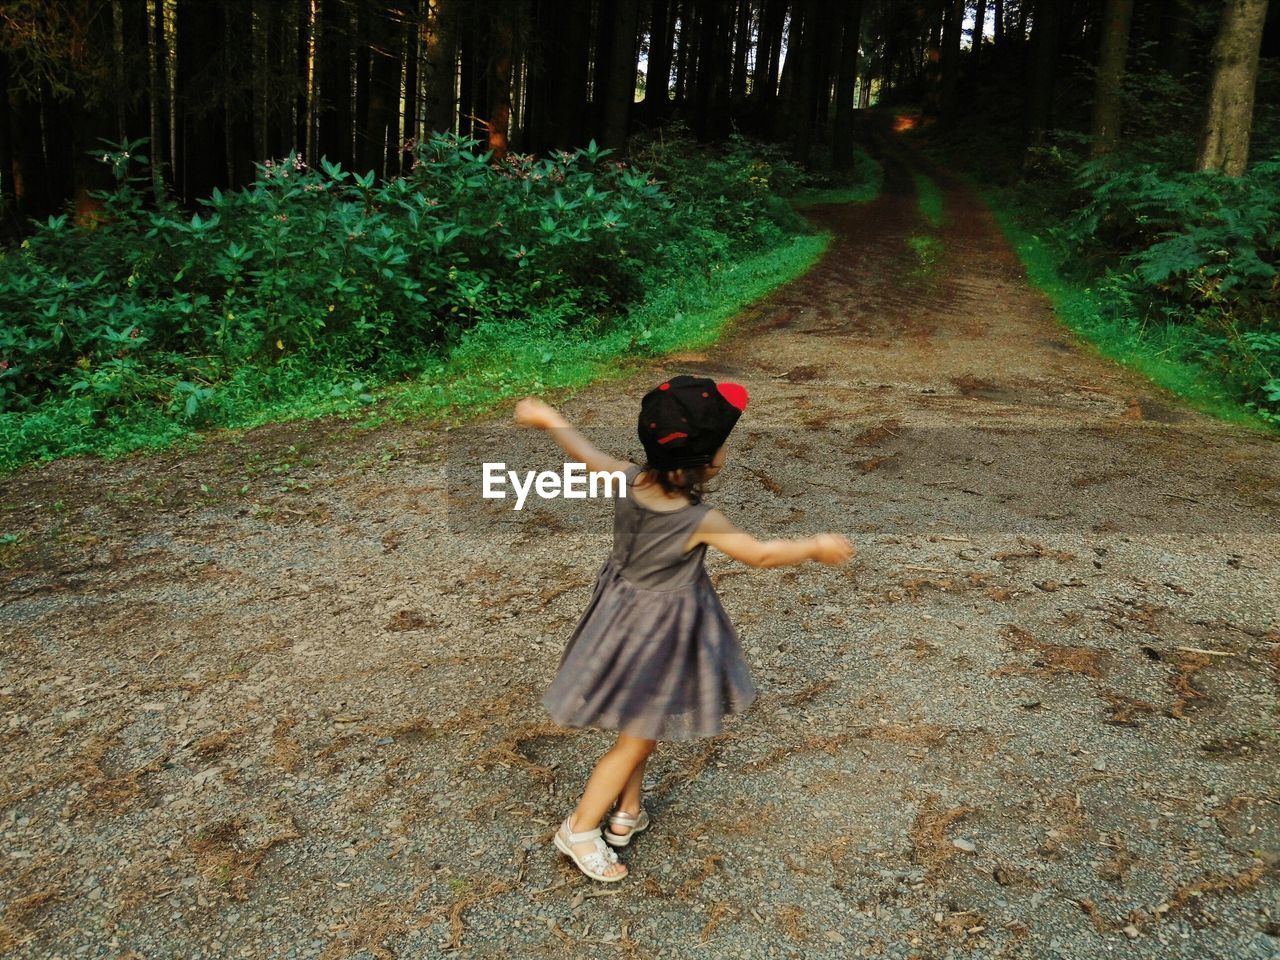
[
  {"x1": 514, "y1": 397, "x2": 633, "y2": 476},
  {"x1": 691, "y1": 509, "x2": 854, "y2": 568}
]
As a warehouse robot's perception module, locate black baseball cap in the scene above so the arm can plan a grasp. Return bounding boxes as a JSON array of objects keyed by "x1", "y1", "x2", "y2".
[{"x1": 638, "y1": 375, "x2": 749, "y2": 469}]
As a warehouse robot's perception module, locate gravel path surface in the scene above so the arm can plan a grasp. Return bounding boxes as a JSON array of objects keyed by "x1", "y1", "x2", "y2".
[{"x1": 2, "y1": 141, "x2": 1279, "y2": 960}]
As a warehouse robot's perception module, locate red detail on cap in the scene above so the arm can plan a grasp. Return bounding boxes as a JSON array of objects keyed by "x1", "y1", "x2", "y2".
[
  {"x1": 658, "y1": 382, "x2": 670, "y2": 390},
  {"x1": 717, "y1": 382, "x2": 749, "y2": 411},
  {"x1": 656, "y1": 431, "x2": 688, "y2": 445}
]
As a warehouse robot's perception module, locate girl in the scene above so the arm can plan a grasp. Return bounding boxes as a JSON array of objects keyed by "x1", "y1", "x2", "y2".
[{"x1": 514, "y1": 375, "x2": 853, "y2": 882}]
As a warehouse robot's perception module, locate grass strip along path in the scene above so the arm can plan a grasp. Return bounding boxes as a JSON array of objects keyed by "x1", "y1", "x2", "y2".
[
  {"x1": 1, "y1": 140, "x2": 1278, "y2": 959},
  {"x1": 981, "y1": 191, "x2": 1273, "y2": 431},
  {"x1": 0, "y1": 232, "x2": 835, "y2": 474}
]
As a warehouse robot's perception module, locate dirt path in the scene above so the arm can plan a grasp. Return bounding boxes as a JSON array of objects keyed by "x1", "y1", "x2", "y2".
[{"x1": 2, "y1": 141, "x2": 1279, "y2": 960}]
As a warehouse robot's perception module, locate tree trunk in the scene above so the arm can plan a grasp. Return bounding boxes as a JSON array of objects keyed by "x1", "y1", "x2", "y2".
[
  {"x1": 524, "y1": 0, "x2": 552, "y2": 148},
  {"x1": 674, "y1": 0, "x2": 691, "y2": 105},
  {"x1": 730, "y1": 0, "x2": 751, "y2": 101},
  {"x1": 402, "y1": 0, "x2": 419, "y2": 169},
  {"x1": 146, "y1": 0, "x2": 165, "y2": 198},
  {"x1": 318, "y1": 0, "x2": 355, "y2": 166},
  {"x1": 973, "y1": 0, "x2": 988, "y2": 72},
  {"x1": 458, "y1": 10, "x2": 478, "y2": 140},
  {"x1": 361, "y1": 6, "x2": 401, "y2": 176},
  {"x1": 303, "y1": 0, "x2": 318, "y2": 167},
  {"x1": 1026, "y1": 0, "x2": 1061, "y2": 151},
  {"x1": 755, "y1": 0, "x2": 786, "y2": 101},
  {"x1": 278, "y1": 1, "x2": 296, "y2": 154},
  {"x1": 812, "y1": 0, "x2": 838, "y2": 126},
  {"x1": 939, "y1": 0, "x2": 963, "y2": 118},
  {"x1": 711, "y1": 0, "x2": 735, "y2": 137},
  {"x1": 157, "y1": 0, "x2": 175, "y2": 189},
  {"x1": 644, "y1": 0, "x2": 676, "y2": 122},
  {"x1": 918, "y1": 7, "x2": 939, "y2": 111},
  {"x1": 222, "y1": 0, "x2": 255, "y2": 187},
  {"x1": 176, "y1": 0, "x2": 227, "y2": 202},
  {"x1": 474, "y1": 13, "x2": 492, "y2": 145},
  {"x1": 602, "y1": 0, "x2": 641, "y2": 147},
  {"x1": 691, "y1": 0, "x2": 733, "y2": 141},
  {"x1": 423, "y1": 0, "x2": 457, "y2": 135},
  {"x1": 511, "y1": 42, "x2": 525, "y2": 145},
  {"x1": 286, "y1": 2, "x2": 305, "y2": 155},
  {"x1": 489, "y1": 12, "x2": 514, "y2": 156},
  {"x1": 788, "y1": 0, "x2": 818, "y2": 159},
  {"x1": 692, "y1": 0, "x2": 719, "y2": 139},
  {"x1": 591, "y1": 0, "x2": 615, "y2": 134},
  {"x1": 224, "y1": 6, "x2": 237, "y2": 185},
  {"x1": 0, "y1": 51, "x2": 16, "y2": 232},
  {"x1": 111, "y1": 0, "x2": 128, "y2": 143},
  {"x1": 1089, "y1": 0, "x2": 1134, "y2": 157},
  {"x1": 10, "y1": 81, "x2": 49, "y2": 221},
  {"x1": 388, "y1": 6, "x2": 409, "y2": 173},
  {"x1": 72, "y1": 3, "x2": 118, "y2": 224},
  {"x1": 832, "y1": 0, "x2": 863, "y2": 168},
  {"x1": 1196, "y1": 0, "x2": 1268, "y2": 176},
  {"x1": 253, "y1": 0, "x2": 271, "y2": 161},
  {"x1": 294, "y1": 0, "x2": 311, "y2": 159},
  {"x1": 553, "y1": 0, "x2": 592, "y2": 148},
  {"x1": 527, "y1": 0, "x2": 591, "y2": 150},
  {"x1": 354, "y1": 4, "x2": 371, "y2": 154},
  {"x1": 779, "y1": 0, "x2": 803, "y2": 104},
  {"x1": 880, "y1": 24, "x2": 896, "y2": 99},
  {"x1": 994, "y1": 0, "x2": 1005, "y2": 49}
]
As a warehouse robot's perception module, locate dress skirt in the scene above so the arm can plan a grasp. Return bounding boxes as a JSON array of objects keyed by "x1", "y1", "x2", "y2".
[{"x1": 542, "y1": 558, "x2": 757, "y2": 741}]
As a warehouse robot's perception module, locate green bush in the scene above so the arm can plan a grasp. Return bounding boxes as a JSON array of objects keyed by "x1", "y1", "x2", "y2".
[
  {"x1": 628, "y1": 128, "x2": 811, "y2": 273},
  {"x1": 0, "y1": 129, "x2": 864, "y2": 467},
  {"x1": 1058, "y1": 156, "x2": 1280, "y2": 420},
  {"x1": 0, "y1": 136, "x2": 678, "y2": 410},
  {"x1": 1064, "y1": 157, "x2": 1279, "y2": 308}
]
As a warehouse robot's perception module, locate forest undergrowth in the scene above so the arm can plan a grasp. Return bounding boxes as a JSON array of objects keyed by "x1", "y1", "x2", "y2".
[{"x1": 0, "y1": 133, "x2": 877, "y2": 471}]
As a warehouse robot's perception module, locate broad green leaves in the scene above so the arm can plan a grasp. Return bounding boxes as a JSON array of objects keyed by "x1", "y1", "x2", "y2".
[
  {"x1": 0, "y1": 129, "x2": 826, "y2": 448},
  {"x1": 1060, "y1": 152, "x2": 1280, "y2": 419}
]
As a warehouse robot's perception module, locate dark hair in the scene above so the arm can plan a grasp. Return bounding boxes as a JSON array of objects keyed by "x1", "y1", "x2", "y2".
[{"x1": 636, "y1": 463, "x2": 713, "y2": 505}]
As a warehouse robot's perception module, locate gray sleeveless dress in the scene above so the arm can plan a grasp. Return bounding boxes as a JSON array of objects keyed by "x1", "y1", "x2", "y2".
[{"x1": 542, "y1": 466, "x2": 757, "y2": 741}]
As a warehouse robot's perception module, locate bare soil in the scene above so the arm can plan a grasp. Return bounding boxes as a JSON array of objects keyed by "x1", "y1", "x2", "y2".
[{"x1": 2, "y1": 142, "x2": 1279, "y2": 960}]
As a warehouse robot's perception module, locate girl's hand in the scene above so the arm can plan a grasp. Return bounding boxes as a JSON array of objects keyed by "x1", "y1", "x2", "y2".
[
  {"x1": 514, "y1": 397, "x2": 564, "y2": 430},
  {"x1": 812, "y1": 534, "x2": 854, "y2": 565},
  {"x1": 513, "y1": 398, "x2": 630, "y2": 474}
]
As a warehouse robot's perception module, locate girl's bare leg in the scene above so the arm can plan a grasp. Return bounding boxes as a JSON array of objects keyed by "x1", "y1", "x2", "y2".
[
  {"x1": 609, "y1": 755, "x2": 649, "y2": 835},
  {"x1": 570, "y1": 733, "x2": 654, "y2": 830},
  {"x1": 563, "y1": 734, "x2": 655, "y2": 876}
]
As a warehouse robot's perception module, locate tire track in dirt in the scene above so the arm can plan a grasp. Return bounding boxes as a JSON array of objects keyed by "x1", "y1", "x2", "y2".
[{"x1": 1, "y1": 132, "x2": 1278, "y2": 959}]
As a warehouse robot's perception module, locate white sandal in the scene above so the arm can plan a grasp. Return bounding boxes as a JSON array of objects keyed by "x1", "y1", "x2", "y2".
[
  {"x1": 604, "y1": 806, "x2": 650, "y2": 848},
  {"x1": 553, "y1": 816, "x2": 628, "y2": 882}
]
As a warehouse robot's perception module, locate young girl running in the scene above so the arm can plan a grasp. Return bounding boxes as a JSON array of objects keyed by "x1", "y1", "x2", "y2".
[{"x1": 514, "y1": 375, "x2": 853, "y2": 882}]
